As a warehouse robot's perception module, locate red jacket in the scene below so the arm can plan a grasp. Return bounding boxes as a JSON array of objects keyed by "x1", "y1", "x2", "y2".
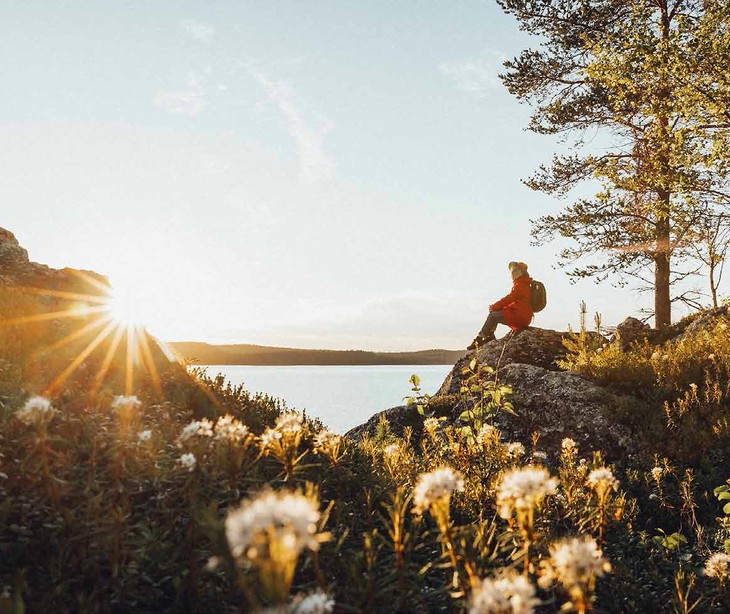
[{"x1": 489, "y1": 274, "x2": 533, "y2": 329}]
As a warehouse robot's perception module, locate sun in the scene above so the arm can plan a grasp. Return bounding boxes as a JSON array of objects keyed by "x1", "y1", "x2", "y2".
[{"x1": 104, "y1": 284, "x2": 145, "y2": 327}]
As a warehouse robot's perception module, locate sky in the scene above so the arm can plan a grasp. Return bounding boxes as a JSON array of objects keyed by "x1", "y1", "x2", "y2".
[{"x1": 1, "y1": 1, "x2": 700, "y2": 351}]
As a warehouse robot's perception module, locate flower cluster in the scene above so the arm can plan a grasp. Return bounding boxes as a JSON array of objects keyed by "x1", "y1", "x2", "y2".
[
  {"x1": 275, "y1": 411, "x2": 304, "y2": 434},
  {"x1": 496, "y1": 466, "x2": 558, "y2": 520},
  {"x1": 413, "y1": 467, "x2": 465, "y2": 514},
  {"x1": 561, "y1": 438, "x2": 577, "y2": 453},
  {"x1": 587, "y1": 467, "x2": 619, "y2": 499},
  {"x1": 291, "y1": 589, "x2": 335, "y2": 614},
  {"x1": 539, "y1": 536, "x2": 611, "y2": 593},
  {"x1": 313, "y1": 429, "x2": 340, "y2": 449},
  {"x1": 177, "y1": 419, "x2": 214, "y2": 446},
  {"x1": 423, "y1": 417, "x2": 440, "y2": 433},
  {"x1": 260, "y1": 411, "x2": 305, "y2": 454},
  {"x1": 225, "y1": 489, "x2": 323, "y2": 561},
  {"x1": 214, "y1": 414, "x2": 250, "y2": 443},
  {"x1": 468, "y1": 572, "x2": 540, "y2": 614},
  {"x1": 705, "y1": 552, "x2": 730, "y2": 582},
  {"x1": 477, "y1": 424, "x2": 499, "y2": 445},
  {"x1": 179, "y1": 452, "x2": 197, "y2": 472},
  {"x1": 15, "y1": 396, "x2": 57, "y2": 427}
]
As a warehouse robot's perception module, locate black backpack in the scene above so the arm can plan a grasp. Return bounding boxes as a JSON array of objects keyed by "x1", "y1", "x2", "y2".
[{"x1": 530, "y1": 279, "x2": 547, "y2": 313}]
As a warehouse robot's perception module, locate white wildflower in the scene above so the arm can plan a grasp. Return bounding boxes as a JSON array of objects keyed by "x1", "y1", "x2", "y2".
[
  {"x1": 15, "y1": 396, "x2": 57, "y2": 426},
  {"x1": 468, "y1": 571, "x2": 540, "y2": 614},
  {"x1": 705, "y1": 552, "x2": 730, "y2": 580},
  {"x1": 224, "y1": 489, "x2": 321, "y2": 560},
  {"x1": 477, "y1": 424, "x2": 500, "y2": 444},
  {"x1": 651, "y1": 466, "x2": 663, "y2": 481},
  {"x1": 532, "y1": 451, "x2": 548, "y2": 461},
  {"x1": 314, "y1": 430, "x2": 340, "y2": 449},
  {"x1": 111, "y1": 395, "x2": 141, "y2": 411},
  {"x1": 138, "y1": 429, "x2": 152, "y2": 442},
  {"x1": 214, "y1": 415, "x2": 250, "y2": 443},
  {"x1": 561, "y1": 438, "x2": 577, "y2": 452},
  {"x1": 260, "y1": 427, "x2": 282, "y2": 449},
  {"x1": 179, "y1": 452, "x2": 197, "y2": 472},
  {"x1": 413, "y1": 467, "x2": 465, "y2": 514},
  {"x1": 505, "y1": 442, "x2": 526, "y2": 459},
  {"x1": 177, "y1": 419, "x2": 214, "y2": 445},
  {"x1": 383, "y1": 443, "x2": 400, "y2": 457},
  {"x1": 292, "y1": 589, "x2": 335, "y2": 614},
  {"x1": 275, "y1": 411, "x2": 304, "y2": 433},
  {"x1": 423, "y1": 417, "x2": 440, "y2": 432},
  {"x1": 496, "y1": 466, "x2": 558, "y2": 519},
  {"x1": 587, "y1": 467, "x2": 619, "y2": 492},
  {"x1": 540, "y1": 536, "x2": 610, "y2": 591}
]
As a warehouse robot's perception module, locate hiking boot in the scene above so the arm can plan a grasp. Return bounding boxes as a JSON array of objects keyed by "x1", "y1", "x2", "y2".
[{"x1": 467, "y1": 335, "x2": 485, "y2": 351}]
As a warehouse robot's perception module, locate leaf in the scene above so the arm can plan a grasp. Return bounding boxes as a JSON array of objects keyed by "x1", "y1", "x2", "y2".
[
  {"x1": 469, "y1": 358, "x2": 477, "y2": 371},
  {"x1": 405, "y1": 398, "x2": 414, "y2": 406},
  {"x1": 409, "y1": 374, "x2": 421, "y2": 388},
  {"x1": 715, "y1": 485, "x2": 730, "y2": 496},
  {"x1": 723, "y1": 501, "x2": 730, "y2": 515},
  {"x1": 717, "y1": 491, "x2": 730, "y2": 501}
]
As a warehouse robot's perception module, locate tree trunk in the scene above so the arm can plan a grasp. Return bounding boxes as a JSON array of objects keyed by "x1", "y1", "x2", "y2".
[{"x1": 655, "y1": 212, "x2": 672, "y2": 328}]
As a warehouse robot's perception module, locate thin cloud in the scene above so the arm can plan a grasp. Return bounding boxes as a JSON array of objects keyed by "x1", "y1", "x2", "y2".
[
  {"x1": 439, "y1": 50, "x2": 507, "y2": 98},
  {"x1": 154, "y1": 75, "x2": 207, "y2": 116},
  {"x1": 181, "y1": 19, "x2": 215, "y2": 42},
  {"x1": 251, "y1": 70, "x2": 334, "y2": 183}
]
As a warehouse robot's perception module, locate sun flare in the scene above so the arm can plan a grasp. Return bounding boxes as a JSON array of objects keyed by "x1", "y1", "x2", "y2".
[{"x1": 104, "y1": 285, "x2": 146, "y2": 327}]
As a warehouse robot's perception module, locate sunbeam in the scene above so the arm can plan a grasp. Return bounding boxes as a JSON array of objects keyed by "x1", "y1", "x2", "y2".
[{"x1": 1, "y1": 278, "x2": 178, "y2": 401}]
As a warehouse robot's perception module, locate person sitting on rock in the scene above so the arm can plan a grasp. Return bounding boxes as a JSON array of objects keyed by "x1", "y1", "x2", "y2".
[{"x1": 467, "y1": 261, "x2": 534, "y2": 350}]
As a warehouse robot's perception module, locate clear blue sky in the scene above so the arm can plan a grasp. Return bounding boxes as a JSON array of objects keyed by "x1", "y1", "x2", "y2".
[{"x1": 1, "y1": 1, "x2": 691, "y2": 350}]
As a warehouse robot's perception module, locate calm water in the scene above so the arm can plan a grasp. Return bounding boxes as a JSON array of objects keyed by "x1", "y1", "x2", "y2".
[{"x1": 202, "y1": 365, "x2": 453, "y2": 434}]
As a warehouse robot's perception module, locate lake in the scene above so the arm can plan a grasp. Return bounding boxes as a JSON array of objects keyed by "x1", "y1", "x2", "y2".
[{"x1": 201, "y1": 364, "x2": 454, "y2": 434}]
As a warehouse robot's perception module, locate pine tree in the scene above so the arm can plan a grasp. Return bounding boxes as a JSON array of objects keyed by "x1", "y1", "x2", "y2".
[{"x1": 497, "y1": 0, "x2": 730, "y2": 327}]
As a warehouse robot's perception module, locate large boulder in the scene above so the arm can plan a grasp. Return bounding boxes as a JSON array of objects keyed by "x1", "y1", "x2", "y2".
[
  {"x1": 614, "y1": 316, "x2": 656, "y2": 349},
  {"x1": 346, "y1": 363, "x2": 640, "y2": 461},
  {"x1": 488, "y1": 363, "x2": 638, "y2": 459},
  {"x1": 436, "y1": 327, "x2": 573, "y2": 397},
  {"x1": 347, "y1": 325, "x2": 643, "y2": 461}
]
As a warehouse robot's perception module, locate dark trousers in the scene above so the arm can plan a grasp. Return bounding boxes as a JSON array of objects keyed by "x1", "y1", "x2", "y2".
[{"x1": 479, "y1": 310, "x2": 505, "y2": 337}]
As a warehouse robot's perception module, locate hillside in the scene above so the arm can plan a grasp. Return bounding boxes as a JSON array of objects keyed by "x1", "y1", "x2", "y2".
[
  {"x1": 168, "y1": 341, "x2": 466, "y2": 366},
  {"x1": 6, "y1": 226, "x2": 730, "y2": 612}
]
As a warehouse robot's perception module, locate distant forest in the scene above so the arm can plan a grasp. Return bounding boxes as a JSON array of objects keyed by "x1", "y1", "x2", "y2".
[{"x1": 168, "y1": 341, "x2": 466, "y2": 366}]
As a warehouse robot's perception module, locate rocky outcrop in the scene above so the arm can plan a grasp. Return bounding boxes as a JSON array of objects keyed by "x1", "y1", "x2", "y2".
[
  {"x1": 679, "y1": 306, "x2": 729, "y2": 338},
  {"x1": 436, "y1": 328, "x2": 570, "y2": 398},
  {"x1": 0, "y1": 228, "x2": 30, "y2": 270},
  {"x1": 488, "y1": 364, "x2": 638, "y2": 458},
  {"x1": 0, "y1": 227, "x2": 108, "y2": 293},
  {"x1": 347, "y1": 325, "x2": 644, "y2": 461}
]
